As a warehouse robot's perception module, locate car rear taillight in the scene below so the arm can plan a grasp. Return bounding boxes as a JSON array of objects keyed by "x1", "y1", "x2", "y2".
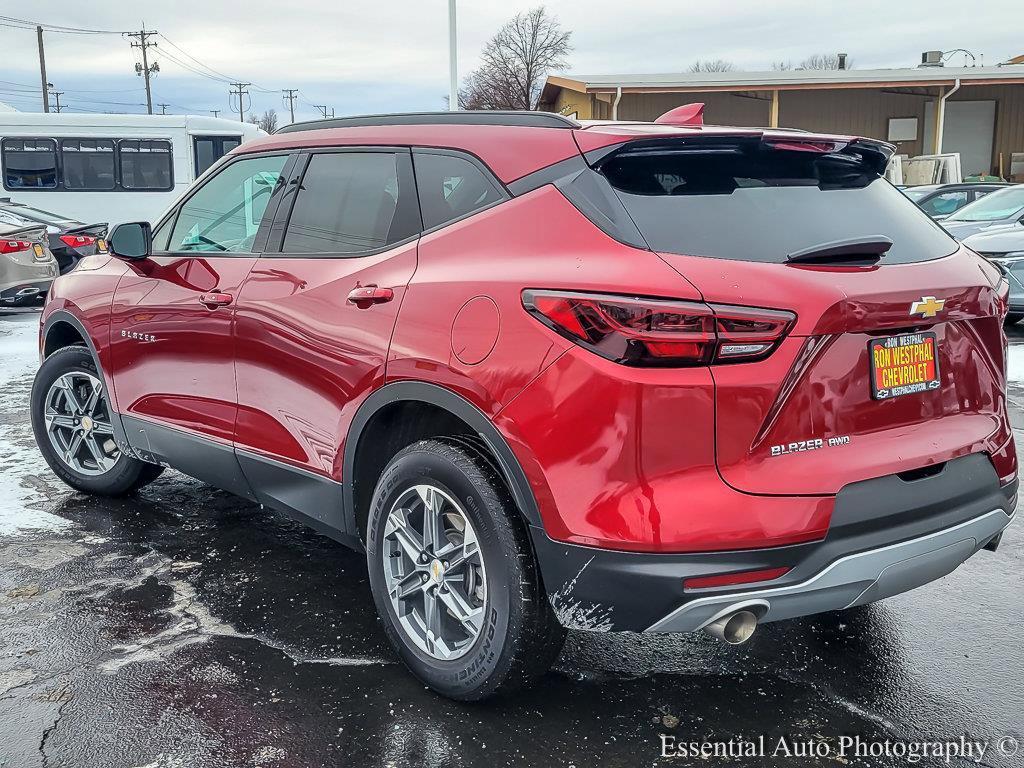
[
  {"x1": 683, "y1": 566, "x2": 791, "y2": 591},
  {"x1": 60, "y1": 234, "x2": 96, "y2": 248},
  {"x1": 0, "y1": 239, "x2": 33, "y2": 255},
  {"x1": 522, "y1": 290, "x2": 795, "y2": 367}
]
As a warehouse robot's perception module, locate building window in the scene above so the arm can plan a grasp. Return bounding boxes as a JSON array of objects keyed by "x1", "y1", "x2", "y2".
[
  {"x1": 2, "y1": 138, "x2": 58, "y2": 189},
  {"x1": 118, "y1": 139, "x2": 173, "y2": 190},
  {"x1": 61, "y1": 138, "x2": 116, "y2": 191}
]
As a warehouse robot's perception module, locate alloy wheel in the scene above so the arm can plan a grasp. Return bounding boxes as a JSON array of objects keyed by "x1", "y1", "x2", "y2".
[
  {"x1": 43, "y1": 371, "x2": 119, "y2": 476},
  {"x1": 382, "y1": 483, "x2": 487, "y2": 661}
]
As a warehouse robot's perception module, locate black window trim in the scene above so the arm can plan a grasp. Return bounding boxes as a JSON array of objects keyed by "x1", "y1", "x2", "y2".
[
  {"x1": 267, "y1": 145, "x2": 422, "y2": 259},
  {"x1": 411, "y1": 146, "x2": 510, "y2": 236},
  {"x1": 1, "y1": 135, "x2": 174, "y2": 193},
  {"x1": 154, "y1": 149, "x2": 298, "y2": 258}
]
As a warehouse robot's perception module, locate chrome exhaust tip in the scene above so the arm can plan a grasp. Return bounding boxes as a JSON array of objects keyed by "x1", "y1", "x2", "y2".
[{"x1": 704, "y1": 609, "x2": 758, "y2": 645}]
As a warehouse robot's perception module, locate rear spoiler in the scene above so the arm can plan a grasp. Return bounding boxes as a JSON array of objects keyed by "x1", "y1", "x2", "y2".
[
  {"x1": 67, "y1": 222, "x2": 109, "y2": 237},
  {"x1": 1, "y1": 224, "x2": 47, "y2": 241},
  {"x1": 584, "y1": 134, "x2": 895, "y2": 176}
]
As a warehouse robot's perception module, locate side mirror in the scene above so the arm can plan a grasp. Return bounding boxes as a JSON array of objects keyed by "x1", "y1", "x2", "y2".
[{"x1": 108, "y1": 221, "x2": 152, "y2": 260}]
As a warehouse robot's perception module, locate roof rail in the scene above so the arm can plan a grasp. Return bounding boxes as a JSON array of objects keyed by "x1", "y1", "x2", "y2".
[{"x1": 274, "y1": 110, "x2": 580, "y2": 134}]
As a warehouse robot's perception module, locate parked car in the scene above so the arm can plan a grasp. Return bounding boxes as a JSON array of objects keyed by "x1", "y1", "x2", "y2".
[
  {"x1": 964, "y1": 226, "x2": 1024, "y2": 323},
  {"x1": 902, "y1": 182, "x2": 1010, "y2": 219},
  {"x1": 31, "y1": 109, "x2": 1017, "y2": 700},
  {"x1": 941, "y1": 184, "x2": 1024, "y2": 239},
  {"x1": 0, "y1": 198, "x2": 106, "y2": 274},
  {"x1": 0, "y1": 222, "x2": 58, "y2": 306}
]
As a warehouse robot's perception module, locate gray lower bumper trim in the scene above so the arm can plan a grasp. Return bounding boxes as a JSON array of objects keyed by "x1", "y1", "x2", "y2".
[{"x1": 646, "y1": 508, "x2": 1011, "y2": 633}]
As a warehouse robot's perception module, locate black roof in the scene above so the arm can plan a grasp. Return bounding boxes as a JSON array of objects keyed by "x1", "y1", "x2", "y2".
[{"x1": 274, "y1": 110, "x2": 580, "y2": 134}]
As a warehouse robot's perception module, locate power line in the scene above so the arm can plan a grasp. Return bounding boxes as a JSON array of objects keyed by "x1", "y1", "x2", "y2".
[
  {"x1": 157, "y1": 33, "x2": 240, "y2": 83},
  {"x1": 0, "y1": 15, "x2": 125, "y2": 34}
]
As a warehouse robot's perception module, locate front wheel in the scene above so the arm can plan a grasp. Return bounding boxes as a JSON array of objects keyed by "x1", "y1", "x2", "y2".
[
  {"x1": 31, "y1": 346, "x2": 164, "y2": 496},
  {"x1": 366, "y1": 438, "x2": 564, "y2": 700}
]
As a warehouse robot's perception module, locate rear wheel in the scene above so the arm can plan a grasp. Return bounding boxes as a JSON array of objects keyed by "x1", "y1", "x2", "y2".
[
  {"x1": 31, "y1": 346, "x2": 164, "y2": 496},
  {"x1": 366, "y1": 438, "x2": 564, "y2": 700}
]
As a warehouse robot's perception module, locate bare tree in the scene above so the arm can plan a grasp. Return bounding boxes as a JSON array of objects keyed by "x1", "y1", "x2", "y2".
[
  {"x1": 247, "y1": 110, "x2": 279, "y2": 132},
  {"x1": 460, "y1": 6, "x2": 572, "y2": 110},
  {"x1": 259, "y1": 109, "x2": 278, "y2": 133},
  {"x1": 689, "y1": 59, "x2": 735, "y2": 73},
  {"x1": 771, "y1": 60, "x2": 794, "y2": 70},
  {"x1": 798, "y1": 53, "x2": 853, "y2": 70}
]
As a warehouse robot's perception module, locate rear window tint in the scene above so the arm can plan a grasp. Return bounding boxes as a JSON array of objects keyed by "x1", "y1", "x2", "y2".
[{"x1": 599, "y1": 142, "x2": 957, "y2": 264}]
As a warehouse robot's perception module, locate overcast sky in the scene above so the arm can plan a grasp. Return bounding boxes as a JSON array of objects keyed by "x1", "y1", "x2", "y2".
[{"x1": 1, "y1": 0, "x2": 1021, "y2": 123}]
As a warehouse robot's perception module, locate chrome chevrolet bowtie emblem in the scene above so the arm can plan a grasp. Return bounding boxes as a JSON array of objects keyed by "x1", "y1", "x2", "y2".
[{"x1": 910, "y1": 296, "x2": 945, "y2": 318}]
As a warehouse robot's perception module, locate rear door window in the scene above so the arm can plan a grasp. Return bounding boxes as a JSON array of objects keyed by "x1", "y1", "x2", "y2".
[
  {"x1": 281, "y1": 151, "x2": 419, "y2": 254},
  {"x1": 918, "y1": 190, "x2": 968, "y2": 217},
  {"x1": 598, "y1": 139, "x2": 957, "y2": 264},
  {"x1": 2, "y1": 138, "x2": 58, "y2": 189},
  {"x1": 413, "y1": 151, "x2": 505, "y2": 230}
]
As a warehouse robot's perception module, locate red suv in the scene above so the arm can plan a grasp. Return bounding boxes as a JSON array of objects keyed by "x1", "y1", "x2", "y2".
[{"x1": 30, "y1": 108, "x2": 1017, "y2": 700}]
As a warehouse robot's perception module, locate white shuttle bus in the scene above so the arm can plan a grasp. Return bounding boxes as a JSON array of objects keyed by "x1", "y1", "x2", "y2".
[{"x1": 0, "y1": 113, "x2": 264, "y2": 225}]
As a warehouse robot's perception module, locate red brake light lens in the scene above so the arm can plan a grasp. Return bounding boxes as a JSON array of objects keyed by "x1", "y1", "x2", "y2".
[
  {"x1": 522, "y1": 290, "x2": 794, "y2": 367},
  {"x1": 60, "y1": 234, "x2": 96, "y2": 248},
  {"x1": 0, "y1": 239, "x2": 33, "y2": 255}
]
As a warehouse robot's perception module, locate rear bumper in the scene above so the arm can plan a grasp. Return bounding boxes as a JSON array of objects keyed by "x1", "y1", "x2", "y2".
[{"x1": 532, "y1": 453, "x2": 1016, "y2": 632}]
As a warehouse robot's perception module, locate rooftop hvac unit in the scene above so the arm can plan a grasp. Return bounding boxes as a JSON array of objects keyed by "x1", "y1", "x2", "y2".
[{"x1": 920, "y1": 51, "x2": 944, "y2": 67}]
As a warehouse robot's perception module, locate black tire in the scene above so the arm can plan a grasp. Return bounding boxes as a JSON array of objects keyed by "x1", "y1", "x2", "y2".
[
  {"x1": 1005, "y1": 313, "x2": 1023, "y2": 326},
  {"x1": 366, "y1": 438, "x2": 565, "y2": 700},
  {"x1": 31, "y1": 346, "x2": 164, "y2": 496}
]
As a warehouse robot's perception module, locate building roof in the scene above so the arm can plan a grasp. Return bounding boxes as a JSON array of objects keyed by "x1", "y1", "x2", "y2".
[{"x1": 544, "y1": 64, "x2": 1024, "y2": 98}]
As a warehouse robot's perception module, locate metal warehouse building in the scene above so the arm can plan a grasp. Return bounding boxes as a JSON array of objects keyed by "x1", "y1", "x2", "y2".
[{"x1": 540, "y1": 64, "x2": 1024, "y2": 179}]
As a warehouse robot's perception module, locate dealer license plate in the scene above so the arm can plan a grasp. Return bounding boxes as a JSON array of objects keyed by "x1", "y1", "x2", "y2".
[{"x1": 869, "y1": 332, "x2": 940, "y2": 400}]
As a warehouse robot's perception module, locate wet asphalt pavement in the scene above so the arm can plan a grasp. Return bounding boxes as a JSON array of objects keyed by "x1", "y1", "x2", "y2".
[{"x1": 0, "y1": 309, "x2": 1022, "y2": 768}]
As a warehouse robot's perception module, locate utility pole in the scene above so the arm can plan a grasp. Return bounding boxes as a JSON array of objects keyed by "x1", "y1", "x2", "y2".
[
  {"x1": 282, "y1": 89, "x2": 298, "y2": 123},
  {"x1": 157, "y1": 103, "x2": 169, "y2": 115},
  {"x1": 126, "y1": 27, "x2": 159, "y2": 114},
  {"x1": 36, "y1": 26, "x2": 49, "y2": 113},
  {"x1": 209, "y1": 110, "x2": 220, "y2": 118},
  {"x1": 314, "y1": 105, "x2": 334, "y2": 119},
  {"x1": 448, "y1": 0, "x2": 458, "y2": 110},
  {"x1": 229, "y1": 82, "x2": 250, "y2": 123},
  {"x1": 49, "y1": 90, "x2": 64, "y2": 113}
]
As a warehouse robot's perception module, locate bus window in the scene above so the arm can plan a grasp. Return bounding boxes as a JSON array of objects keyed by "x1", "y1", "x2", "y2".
[
  {"x1": 61, "y1": 138, "x2": 116, "y2": 190},
  {"x1": 119, "y1": 139, "x2": 173, "y2": 190},
  {"x1": 193, "y1": 135, "x2": 243, "y2": 177},
  {"x1": 2, "y1": 138, "x2": 58, "y2": 190}
]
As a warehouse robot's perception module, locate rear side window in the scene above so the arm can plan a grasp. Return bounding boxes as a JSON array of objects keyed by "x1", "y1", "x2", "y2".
[
  {"x1": 2, "y1": 138, "x2": 58, "y2": 189},
  {"x1": 598, "y1": 140, "x2": 957, "y2": 264},
  {"x1": 282, "y1": 152, "x2": 417, "y2": 254},
  {"x1": 413, "y1": 151, "x2": 504, "y2": 230},
  {"x1": 119, "y1": 139, "x2": 173, "y2": 190},
  {"x1": 61, "y1": 138, "x2": 116, "y2": 190},
  {"x1": 167, "y1": 154, "x2": 287, "y2": 253}
]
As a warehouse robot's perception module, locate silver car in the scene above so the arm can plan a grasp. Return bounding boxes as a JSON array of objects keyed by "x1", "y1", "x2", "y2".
[
  {"x1": 963, "y1": 226, "x2": 1024, "y2": 324},
  {"x1": 941, "y1": 185, "x2": 1024, "y2": 240},
  {"x1": 0, "y1": 222, "x2": 59, "y2": 307}
]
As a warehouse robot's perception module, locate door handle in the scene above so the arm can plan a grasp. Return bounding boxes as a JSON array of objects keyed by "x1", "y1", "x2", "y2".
[
  {"x1": 199, "y1": 292, "x2": 233, "y2": 308},
  {"x1": 347, "y1": 284, "x2": 394, "y2": 309}
]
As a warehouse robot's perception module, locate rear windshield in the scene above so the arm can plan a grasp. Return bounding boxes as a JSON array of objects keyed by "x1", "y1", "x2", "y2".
[
  {"x1": 945, "y1": 186, "x2": 1024, "y2": 222},
  {"x1": 599, "y1": 141, "x2": 957, "y2": 264}
]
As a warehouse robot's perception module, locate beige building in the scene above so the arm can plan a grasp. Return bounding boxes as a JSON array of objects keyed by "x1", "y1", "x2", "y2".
[{"x1": 540, "y1": 65, "x2": 1024, "y2": 178}]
